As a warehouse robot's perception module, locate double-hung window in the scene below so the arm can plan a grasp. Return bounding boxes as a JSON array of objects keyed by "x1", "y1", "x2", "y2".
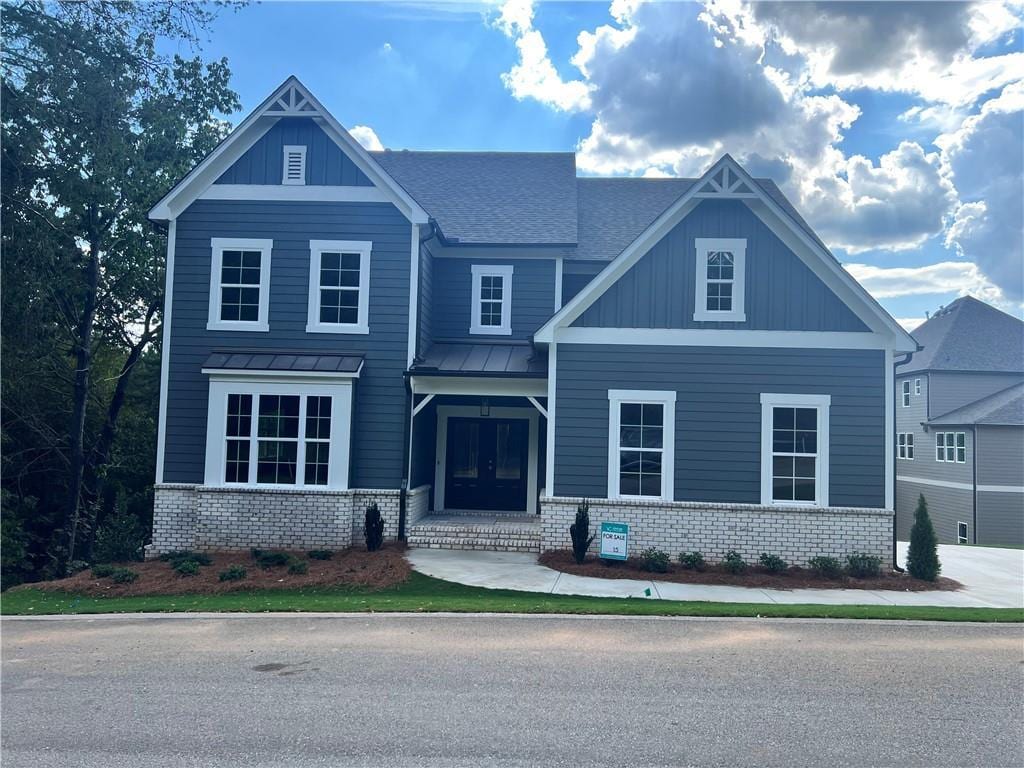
[
  {"x1": 902, "y1": 380, "x2": 911, "y2": 407},
  {"x1": 607, "y1": 390, "x2": 676, "y2": 500},
  {"x1": 935, "y1": 432, "x2": 966, "y2": 463},
  {"x1": 898, "y1": 432, "x2": 915, "y2": 460},
  {"x1": 914, "y1": 378, "x2": 921, "y2": 396},
  {"x1": 694, "y1": 238, "x2": 746, "y2": 322},
  {"x1": 208, "y1": 238, "x2": 272, "y2": 331},
  {"x1": 760, "y1": 393, "x2": 830, "y2": 506},
  {"x1": 306, "y1": 240, "x2": 371, "y2": 334},
  {"x1": 470, "y1": 264, "x2": 513, "y2": 335}
]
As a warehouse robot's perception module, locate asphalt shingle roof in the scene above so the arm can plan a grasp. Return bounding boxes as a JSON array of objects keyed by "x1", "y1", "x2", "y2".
[
  {"x1": 928, "y1": 382, "x2": 1024, "y2": 426},
  {"x1": 413, "y1": 342, "x2": 547, "y2": 377},
  {"x1": 904, "y1": 297, "x2": 1024, "y2": 374}
]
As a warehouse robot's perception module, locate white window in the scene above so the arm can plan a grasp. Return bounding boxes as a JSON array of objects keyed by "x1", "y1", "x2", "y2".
[
  {"x1": 207, "y1": 238, "x2": 272, "y2": 331},
  {"x1": 282, "y1": 145, "x2": 306, "y2": 185},
  {"x1": 915, "y1": 378, "x2": 921, "y2": 396},
  {"x1": 902, "y1": 380, "x2": 911, "y2": 407},
  {"x1": 760, "y1": 393, "x2": 830, "y2": 507},
  {"x1": 898, "y1": 432, "x2": 915, "y2": 460},
  {"x1": 694, "y1": 237, "x2": 746, "y2": 322},
  {"x1": 470, "y1": 264, "x2": 513, "y2": 335},
  {"x1": 306, "y1": 240, "x2": 371, "y2": 334},
  {"x1": 957, "y1": 521, "x2": 968, "y2": 544},
  {"x1": 204, "y1": 378, "x2": 353, "y2": 489},
  {"x1": 936, "y1": 432, "x2": 966, "y2": 463},
  {"x1": 607, "y1": 389, "x2": 676, "y2": 501}
]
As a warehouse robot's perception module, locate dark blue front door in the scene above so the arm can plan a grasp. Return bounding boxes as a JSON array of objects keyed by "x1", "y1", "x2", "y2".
[{"x1": 445, "y1": 418, "x2": 528, "y2": 511}]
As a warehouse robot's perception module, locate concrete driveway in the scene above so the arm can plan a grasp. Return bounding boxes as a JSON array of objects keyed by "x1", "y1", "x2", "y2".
[{"x1": 897, "y1": 542, "x2": 1024, "y2": 608}]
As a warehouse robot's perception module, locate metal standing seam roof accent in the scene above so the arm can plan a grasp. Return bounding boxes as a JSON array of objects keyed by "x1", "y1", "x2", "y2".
[
  {"x1": 928, "y1": 382, "x2": 1024, "y2": 427},
  {"x1": 202, "y1": 351, "x2": 364, "y2": 374},
  {"x1": 412, "y1": 343, "x2": 548, "y2": 377},
  {"x1": 904, "y1": 296, "x2": 1024, "y2": 374}
]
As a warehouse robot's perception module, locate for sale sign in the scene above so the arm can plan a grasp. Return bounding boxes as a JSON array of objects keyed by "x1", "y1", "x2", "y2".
[{"x1": 599, "y1": 521, "x2": 629, "y2": 560}]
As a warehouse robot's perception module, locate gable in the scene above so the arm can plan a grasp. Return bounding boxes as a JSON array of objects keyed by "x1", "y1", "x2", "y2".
[
  {"x1": 215, "y1": 118, "x2": 373, "y2": 187},
  {"x1": 573, "y1": 199, "x2": 868, "y2": 332}
]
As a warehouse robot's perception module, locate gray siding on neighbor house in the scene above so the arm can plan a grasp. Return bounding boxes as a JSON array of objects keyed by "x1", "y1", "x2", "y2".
[
  {"x1": 215, "y1": 118, "x2": 373, "y2": 187},
  {"x1": 929, "y1": 371, "x2": 1024, "y2": 418},
  {"x1": 431, "y1": 258, "x2": 556, "y2": 341},
  {"x1": 163, "y1": 199, "x2": 411, "y2": 489},
  {"x1": 574, "y1": 199, "x2": 868, "y2": 332},
  {"x1": 896, "y1": 480, "x2": 972, "y2": 544},
  {"x1": 977, "y1": 491, "x2": 1024, "y2": 546},
  {"x1": 554, "y1": 345, "x2": 885, "y2": 507},
  {"x1": 977, "y1": 425, "x2": 1024, "y2": 546}
]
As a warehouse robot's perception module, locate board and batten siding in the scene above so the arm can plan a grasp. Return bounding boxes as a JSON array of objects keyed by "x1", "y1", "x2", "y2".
[
  {"x1": 554, "y1": 344, "x2": 885, "y2": 508},
  {"x1": 215, "y1": 118, "x2": 373, "y2": 187},
  {"x1": 163, "y1": 199, "x2": 411, "y2": 489},
  {"x1": 573, "y1": 199, "x2": 868, "y2": 332},
  {"x1": 431, "y1": 257, "x2": 556, "y2": 341}
]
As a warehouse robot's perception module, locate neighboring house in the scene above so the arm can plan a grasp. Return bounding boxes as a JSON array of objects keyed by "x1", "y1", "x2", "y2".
[
  {"x1": 147, "y1": 77, "x2": 916, "y2": 566},
  {"x1": 895, "y1": 297, "x2": 1024, "y2": 546}
]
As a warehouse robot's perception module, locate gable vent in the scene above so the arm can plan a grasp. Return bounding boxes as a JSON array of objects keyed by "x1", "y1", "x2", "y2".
[{"x1": 282, "y1": 145, "x2": 307, "y2": 185}]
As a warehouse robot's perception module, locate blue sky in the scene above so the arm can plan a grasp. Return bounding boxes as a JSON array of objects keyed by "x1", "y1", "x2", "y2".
[{"x1": 185, "y1": 1, "x2": 1023, "y2": 328}]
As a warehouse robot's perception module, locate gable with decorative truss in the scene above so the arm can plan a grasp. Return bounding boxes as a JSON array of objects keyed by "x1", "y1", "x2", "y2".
[{"x1": 692, "y1": 163, "x2": 758, "y2": 198}]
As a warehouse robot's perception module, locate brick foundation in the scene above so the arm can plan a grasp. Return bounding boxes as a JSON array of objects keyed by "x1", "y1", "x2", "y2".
[{"x1": 540, "y1": 496, "x2": 893, "y2": 568}]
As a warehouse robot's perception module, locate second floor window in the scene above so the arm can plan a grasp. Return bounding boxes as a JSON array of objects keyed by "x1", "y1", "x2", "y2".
[
  {"x1": 208, "y1": 238, "x2": 272, "y2": 332},
  {"x1": 936, "y1": 432, "x2": 966, "y2": 463},
  {"x1": 902, "y1": 380, "x2": 911, "y2": 406},
  {"x1": 694, "y1": 237, "x2": 746, "y2": 322},
  {"x1": 470, "y1": 264, "x2": 513, "y2": 335},
  {"x1": 307, "y1": 240, "x2": 371, "y2": 334},
  {"x1": 898, "y1": 432, "x2": 914, "y2": 460}
]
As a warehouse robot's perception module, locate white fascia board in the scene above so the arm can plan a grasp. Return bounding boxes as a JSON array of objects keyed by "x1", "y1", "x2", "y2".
[
  {"x1": 201, "y1": 364, "x2": 363, "y2": 382},
  {"x1": 552, "y1": 327, "x2": 897, "y2": 350},
  {"x1": 199, "y1": 185, "x2": 391, "y2": 203},
  {"x1": 409, "y1": 375, "x2": 547, "y2": 398}
]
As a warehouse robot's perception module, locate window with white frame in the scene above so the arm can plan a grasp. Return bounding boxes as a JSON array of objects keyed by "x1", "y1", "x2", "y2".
[
  {"x1": 957, "y1": 521, "x2": 968, "y2": 544},
  {"x1": 760, "y1": 393, "x2": 830, "y2": 506},
  {"x1": 470, "y1": 264, "x2": 513, "y2": 335},
  {"x1": 283, "y1": 145, "x2": 306, "y2": 185},
  {"x1": 935, "y1": 431, "x2": 966, "y2": 463},
  {"x1": 898, "y1": 432, "x2": 915, "y2": 460},
  {"x1": 902, "y1": 380, "x2": 911, "y2": 407},
  {"x1": 915, "y1": 378, "x2": 921, "y2": 396},
  {"x1": 693, "y1": 237, "x2": 746, "y2": 322},
  {"x1": 306, "y1": 240, "x2": 371, "y2": 333},
  {"x1": 607, "y1": 390, "x2": 676, "y2": 500},
  {"x1": 204, "y1": 378, "x2": 353, "y2": 489},
  {"x1": 207, "y1": 238, "x2": 272, "y2": 331}
]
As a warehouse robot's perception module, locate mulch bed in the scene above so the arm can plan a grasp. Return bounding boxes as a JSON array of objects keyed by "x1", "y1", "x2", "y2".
[
  {"x1": 539, "y1": 550, "x2": 961, "y2": 592},
  {"x1": 19, "y1": 544, "x2": 411, "y2": 597}
]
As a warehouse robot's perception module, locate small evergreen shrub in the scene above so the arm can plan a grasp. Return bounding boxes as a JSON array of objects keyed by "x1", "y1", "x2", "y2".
[
  {"x1": 308, "y1": 549, "x2": 333, "y2": 561},
  {"x1": 758, "y1": 553, "x2": 788, "y2": 574},
  {"x1": 92, "y1": 498, "x2": 145, "y2": 563},
  {"x1": 218, "y1": 565, "x2": 247, "y2": 582},
  {"x1": 678, "y1": 551, "x2": 706, "y2": 571},
  {"x1": 639, "y1": 547, "x2": 671, "y2": 573},
  {"x1": 722, "y1": 550, "x2": 747, "y2": 574},
  {"x1": 109, "y1": 567, "x2": 139, "y2": 584},
  {"x1": 160, "y1": 550, "x2": 211, "y2": 567},
  {"x1": 846, "y1": 552, "x2": 882, "y2": 579},
  {"x1": 808, "y1": 556, "x2": 843, "y2": 579},
  {"x1": 287, "y1": 560, "x2": 308, "y2": 575},
  {"x1": 569, "y1": 500, "x2": 595, "y2": 564},
  {"x1": 250, "y1": 548, "x2": 264, "y2": 560},
  {"x1": 255, "y1": 551, "x2": 290, "y2": 568},
  {"x1": 364, "y1": 503, "x2": 384, "y2": 552},
  {"x1": 91, "y1": 564, "x2": 116, "y2": 578},
  {"x1": 174, "y1": 559, "x2": 200, "y2": 577},
  {"x1": 907, "y1": 494, "x2": 941, "y2": 581}
]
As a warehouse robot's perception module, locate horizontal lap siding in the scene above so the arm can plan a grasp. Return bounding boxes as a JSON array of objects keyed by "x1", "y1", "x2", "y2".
[
  {"x1": 896, "y1": 481, "x2": 972, "y2": 544},
  {"x1": 555, "y1": 344, "x2": 885, "y2": 508},
  {"x1": 977, "y1": 426, "x2": 1024, "y2": 546},
  {"x1": 164, "y1": 199, "x2": 411, "y2": 488},
  {"x1": 929, "y1": 371, "x2": 1024, "y2": 417}
]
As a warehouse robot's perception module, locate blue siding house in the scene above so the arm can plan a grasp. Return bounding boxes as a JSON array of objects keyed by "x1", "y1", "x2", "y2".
[{"x1": 147, "y1": 77, "x2": 916, "y2": 565}]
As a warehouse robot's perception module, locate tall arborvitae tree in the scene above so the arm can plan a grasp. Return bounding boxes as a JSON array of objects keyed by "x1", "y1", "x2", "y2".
[{"x1": 907, "y1": 494, "x2": 941, "y2": 582}]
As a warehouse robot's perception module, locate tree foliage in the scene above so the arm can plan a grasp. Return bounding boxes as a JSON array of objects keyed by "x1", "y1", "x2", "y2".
[
  {"x1": 1, "y1": 0, "x2": 241, "y2": 583},
  {"x1": 907, "y1": 494, "x2": 941, "y2": 582}
]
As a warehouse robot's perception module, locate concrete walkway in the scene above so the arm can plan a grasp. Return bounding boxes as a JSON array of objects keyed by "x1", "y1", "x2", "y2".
[{"x1": 408, "y1": 543, "x2": 1024, "y2": 608}]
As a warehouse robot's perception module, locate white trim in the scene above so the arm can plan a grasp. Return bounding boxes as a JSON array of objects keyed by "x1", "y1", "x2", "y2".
[
  {"x1": 979, "y1": 484, "x2": 1024, "y2": 493},
  {"x1": 897, "y1": 432, "x2": 915, "y2": 461},
  {"x1": 760, "y1": 393, "x2": 831, "y2": 507},
  {"x1": 957, "y1": 521, "x2": 969, "y2": 544},
  {"x1": 693, "y1": 237, "x2": 746, "y2": 322},
  {"x1": 551, "y1": 327, "x2": 894, "y2": 350},
  {"x1": 526, "y1": 395, "x2": 548, "y2": 419},
  {"x1": 203, "y1": 378, "x2": 353, "y2": 490},
  {"x1": 198, "y1": 185, "x2": 391, "y2": 204},
  {"x1": 408, "y1": 224, "x2": 420, "y2": 368},
  {"x1": 412, "y1": 393, "x2": 435, "y2": 418},
  {"x1": 470, "y1": 264, "x2": 513, "y2": 336},
  {"x1": 201, "y1": 367, "x2": 362, "y2": 382},
  {"x1": 207, "y1": 238, "x2": 272, "y2": 332},
  {"x1": 897, "y1": 475, "x2": 1024, "y2": 493},
  {"x1": 409, "y1": 375, "x2": 547, "y2": 398},
  {"x1": 545, "y1": 341, "x2": 557, "y2": 494},
  {"x1": 305, "y1": 239, "x2": 371, "y2": 334},
  {"x1": 915, "y1": 378, "x2": 921, "y2": 396},
  {"x1": 607, "y1": 389, "x2": 677, "y2": 502},
  {"x1": 154, "y1": 219, "x2": 176, "y2": 484},
  {"x1": 935, "y1": 431, "x2": 967, "y2": 463},
  {"x1": 433, "y1": 405, "x2": 539, "y2": 515},
  {"x1": 554, "y1": 257, "x2": 564, "y2": 311},
  {"x1": 885, "y1": 348, "x2": 894, "y2": 509},
  {"x1": 282, "y1": 144, "x2": 306, "y2": 185},
  {"x1": 902, "y1": 379, "x2": 911, "y2": 407}
]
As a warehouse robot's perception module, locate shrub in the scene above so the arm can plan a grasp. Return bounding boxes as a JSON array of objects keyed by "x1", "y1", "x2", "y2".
[
  {"x1": 160, "y1": 550, "x2": 211, "y2": 567},
  {"x1": 758, "y1": 553, "x2": 788, "y2": 574},
  {"x1": 846, "y1": 552, "x2": 882, "y2": 579},
  {"x1": 254, "y1": 551, "x2": 290, "y2": 568},
  {"x1": 287, "y1": 560, "x2": 308, "y2": 575},
  {"x1": 639, "y1": 547, "x2": 671, "y2": 573},
  {"x1": 92, "y1": 499, "x2": 145, "y2": 563},
  {"x1": 109, "y1": 567, "x2": 139, "y2": 584},
  {"x1": 808, "y1": 556, "x2": 843, "y2": 579},
  {"x1": 569, "y1": 500, "x2": 595, "y2": 564},
  {"x1": 91, "y1": 564, "x2": 116, "y2": 578},
  {"x1": 174, "y1": 559, "x2": 200, "y2": 577},
  {"x1": 678, "y1": 551, "x2": 706, "y2": 571},
  {"x1": 722, "y1": 550, "x2": 747, "y2": 574},
  {"x1": 308, "y1": 549, "x2": 333, "y2": 561},
  {"x1": 907, "y1": 494, "x2": 941, "y2": 582},
  {"x1": 219, "y1": 565, "x2": 247, "y2": 582},
  {"x1": 364, "y1": 503, "x2": 384, "y2": 552}
]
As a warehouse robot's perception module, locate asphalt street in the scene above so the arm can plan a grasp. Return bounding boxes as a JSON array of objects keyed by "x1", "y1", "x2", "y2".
[{"x1": 2, "y1": 613, "x2": 1022, "y2": 767}]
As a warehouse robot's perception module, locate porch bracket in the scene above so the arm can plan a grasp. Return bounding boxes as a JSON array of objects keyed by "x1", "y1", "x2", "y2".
[
  {"x1": 526, "y1": 396, "x2": 548, "y2": 419},
  {"x1": 412, "y1": 393, "x2": 435, "y2": 418}
]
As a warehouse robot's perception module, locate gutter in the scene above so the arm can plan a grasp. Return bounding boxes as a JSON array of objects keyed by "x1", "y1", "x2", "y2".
[{"x1": 891, "y1": 346, "x2": 923, "y2": 572}]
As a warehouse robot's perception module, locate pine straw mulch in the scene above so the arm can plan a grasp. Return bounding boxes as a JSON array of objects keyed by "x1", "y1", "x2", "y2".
[
  {"x1": 20, "y1": 544, "x2": 411, "y2": 597},
  {"x1": 539, "y1": 550, "x2": 961, "y2": 592}
]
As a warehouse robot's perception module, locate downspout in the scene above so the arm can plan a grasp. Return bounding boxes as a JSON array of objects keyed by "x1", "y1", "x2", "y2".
[
  {"x1": 972, "y1": 426, "x2": 978, "y2": 544},
  {"x1": 891, "y1": 348, "x2": 921, "y2": 572}
]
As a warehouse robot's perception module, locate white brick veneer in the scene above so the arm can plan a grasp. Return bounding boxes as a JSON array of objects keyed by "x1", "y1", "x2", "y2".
[
  {"x1": 541, "y1": 496, "x2": 893, "y2": 567},
  {"x1": 150, "y1": 484, "x2": 423, "y2": 555},
  {"x1": 405, "y1": 484, "x2": 431, "y2": 528}
]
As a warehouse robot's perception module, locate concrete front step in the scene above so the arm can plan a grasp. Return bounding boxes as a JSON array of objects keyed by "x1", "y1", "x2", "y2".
[{"x1": 407, "y1": 517, "x2": 542, "y2": 553}]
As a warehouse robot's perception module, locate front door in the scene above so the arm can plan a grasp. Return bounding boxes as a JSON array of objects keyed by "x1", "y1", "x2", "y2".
[{"x1": 444, "y1": 418, "x2": 529, "y2": 511}]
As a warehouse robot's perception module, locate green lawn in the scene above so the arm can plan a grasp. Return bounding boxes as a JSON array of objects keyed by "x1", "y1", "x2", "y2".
[{"x1": 2, "y1": 572, "x2": 1021, "y2": 622}]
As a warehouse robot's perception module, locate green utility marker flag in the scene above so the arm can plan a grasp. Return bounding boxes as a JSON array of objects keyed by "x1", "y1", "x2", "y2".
[{"x1": 644, "y1": 588, "x2": 651, "y2": 597}]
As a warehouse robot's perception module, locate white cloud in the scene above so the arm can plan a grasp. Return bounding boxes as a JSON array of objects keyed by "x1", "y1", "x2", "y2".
[
  {"x1": 349, "y1": 125, "x2": 384, "y2": 151},
  {"x1": 844, "y1": 260, "x2": 1006, "y2": 304},
  {"x1": 895, "y1": 317, "x2": 926, "y2": 332}
]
